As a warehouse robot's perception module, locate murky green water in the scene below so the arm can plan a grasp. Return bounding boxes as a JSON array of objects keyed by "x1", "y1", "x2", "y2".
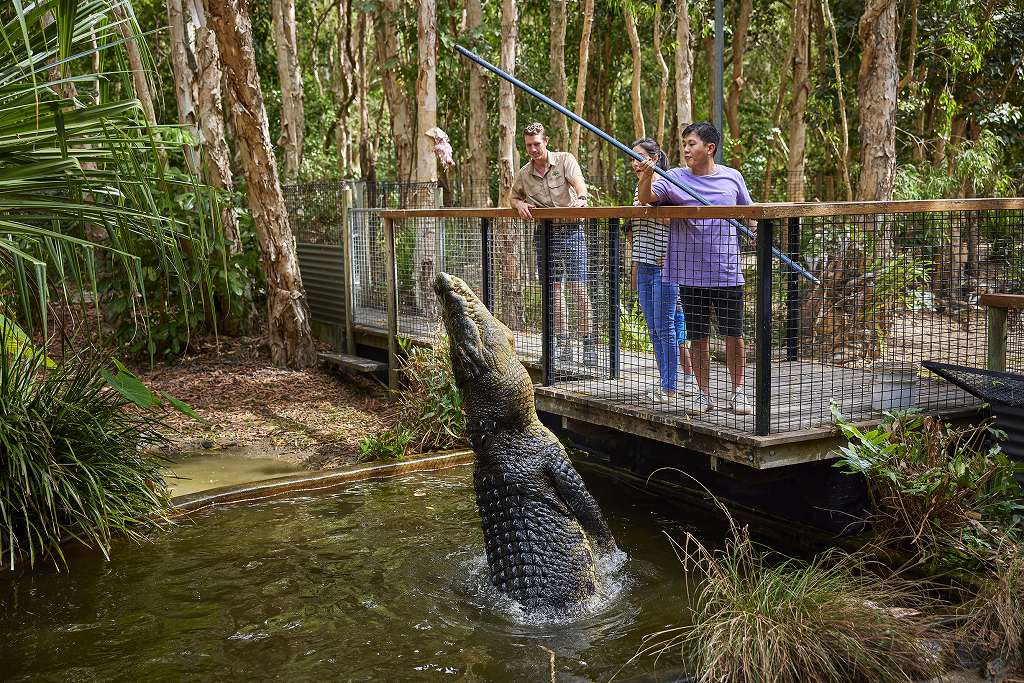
[{"x1": 0, "y1": 463, "x2": 722, "y2": 682}]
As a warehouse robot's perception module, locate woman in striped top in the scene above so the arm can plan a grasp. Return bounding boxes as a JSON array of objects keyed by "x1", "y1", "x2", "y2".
[{"x1": 629, "y1": 138, "x2": 697, "y2": 401}]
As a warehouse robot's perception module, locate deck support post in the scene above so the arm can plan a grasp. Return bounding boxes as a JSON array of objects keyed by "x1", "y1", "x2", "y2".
[
  {"x1": 988, "y1": 306, "x2": 1008, "y2": 372},
  {"x1": 755, "y1": 218, "x2": 774, "y2": 436},
  {"x1": 785, "y1": 216, "x2": 801, "y2": 362},
  {"x1": 480, "y1": 218, "x2": 493, "y2": 311},
  {"x1": 608, "y1": 218, "x2": 621, "y2": 379},
  {"x1": 341, "y1": 185, "x2": 356, "y2": 355},
  {"x1": 541, "y1": 219, "x2": 554, "y2": 386},
  {"x1": 384, "y1": 216, "x2": 400, "y2": 390}
]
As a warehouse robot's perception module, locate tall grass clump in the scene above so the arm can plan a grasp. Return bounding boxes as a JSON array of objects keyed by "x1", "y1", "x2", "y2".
[
  {"x1": 0, "y1": 342, "x2": 175, "y2": 570},
  {"x1": 636, "y1": 522, "x2": 946, "y2": 683},
  {"x1": 958, "y1": 546, "x2": 1024, "y2": 662},
  {"x1": 832, "y1": 407, "x2": 1024, "y2": 571}
]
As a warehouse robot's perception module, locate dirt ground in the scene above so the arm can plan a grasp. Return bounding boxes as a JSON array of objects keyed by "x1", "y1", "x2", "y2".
[{"x1": 135, "y1": 336, "x2": 398, "y2": 470}]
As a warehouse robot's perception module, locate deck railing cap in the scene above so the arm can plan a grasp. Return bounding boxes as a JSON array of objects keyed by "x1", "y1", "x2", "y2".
[{"x1": 379, "y1": 197, "x2": 1024, "y2": 220}]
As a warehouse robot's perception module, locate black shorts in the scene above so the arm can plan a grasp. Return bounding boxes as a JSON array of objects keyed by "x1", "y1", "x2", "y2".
[{"x1": 678, "y1": 285, "x2": 744, "y2": 340}]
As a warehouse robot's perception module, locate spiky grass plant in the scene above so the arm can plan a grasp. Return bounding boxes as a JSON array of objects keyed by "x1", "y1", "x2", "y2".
[
  {"x1": 958, "y1": 545, "x2": 1024, "y2": 662},
  {"x1": 638, "y1": 528, "x2": 946, "y2": 683},
  {"x1": 0, "y1": 345, "x2": 173, "y2": 570},
  {"x1": 632, "y1": 482, "x2": 947, "y2": 683}
]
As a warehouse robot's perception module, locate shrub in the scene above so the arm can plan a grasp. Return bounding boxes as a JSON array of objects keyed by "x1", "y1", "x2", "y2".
[
  {"x1": 394, "y1": 335, "x2": 466, "y2": 452},
  {"x1": 356, "y1": 426, "x2": 415, "y2": 463},
  {"x1": 0, "y1": 334, "x2": 186, "y2": 569},
  {"x1": 636, "y1": 523, "x2": 946, "y2": 683},
  {"x1": 832, "y1": 407, "x2": 1024, "y2": 571}
]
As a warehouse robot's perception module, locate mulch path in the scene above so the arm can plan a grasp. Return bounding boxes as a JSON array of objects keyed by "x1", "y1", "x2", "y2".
[{"x1": 135, "y1": 336, "x2": 398, "y2": 469}]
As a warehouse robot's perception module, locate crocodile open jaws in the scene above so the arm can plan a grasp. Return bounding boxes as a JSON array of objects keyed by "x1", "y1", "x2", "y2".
[{"x1": 434, "y1": 272, "x2": 617, "y2": 612}]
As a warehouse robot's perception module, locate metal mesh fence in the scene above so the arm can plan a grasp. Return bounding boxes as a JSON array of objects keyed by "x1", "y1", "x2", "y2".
[{"x1": 335, "y1": 203, "x2": 1024, "y2": 438}]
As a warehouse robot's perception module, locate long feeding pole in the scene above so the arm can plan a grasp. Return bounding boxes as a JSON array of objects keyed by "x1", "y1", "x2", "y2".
[{"x1": 454, "y1": 43, "x2": 819, "y2": 285}]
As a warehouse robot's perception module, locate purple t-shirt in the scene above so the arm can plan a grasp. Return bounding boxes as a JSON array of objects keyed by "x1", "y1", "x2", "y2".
[{"x1": 650, "y1": 166, "x2": 753, "y2": 287}]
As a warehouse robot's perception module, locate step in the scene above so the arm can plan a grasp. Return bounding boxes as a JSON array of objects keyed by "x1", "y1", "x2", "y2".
[{"x1": 318, "y1": 351, "x2": 387, "y2": 374}]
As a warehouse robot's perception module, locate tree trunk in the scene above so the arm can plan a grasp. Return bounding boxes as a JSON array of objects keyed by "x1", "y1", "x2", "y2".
[
  {"x1": 467, "y1": 0, "x2": 491, "y2": 205},
  {"x1": 675, "y1": 0, "x2": 694, "y2": 164},
  {"x1": 855, "y1": 0, "x2": 898, "y2": 200},
  {"x1": 271, "y1": 0, "x2": 304, "y2": 183},
  {"x1": 357, "y1": 12, "x2": 375, "y2": 182},
  {"x1": 548, "y1": 0, "x2": 570, "y2": 150},
  {"x1": 111, "y1": 5, "x2": 157, "y2": 125},
  {"x1": 653, "y1": 0, "x2": 670, "y2": 143},
  {"x1": 205, "y1": 0, "x2": 317, "y2": 369},
  {"x1": 496, "y1": 0, "x2": 524, "y2": 328},
  {"x1": 624, "y1": 3, "x2": 645, "y2": 140},
  {"x1": 821, "y1": 0, "x2": 853, "y2": 200},
  {"x1": 897, "y1": 0, "x2": 920, "y2": 92},
  {"x1": 332, "y1": 0, "x2": 356, "y2": 177},
  {"x1": 726, "y1": 0, "x2": 752, "y2": 169},
  {"x1": 167, "y1": 0, "x2": 195, "y2": 128},
  {"x1": 412, "y1": 0, "x2": 438, "y2": 313},
  {"x1": 569, "y1": 0, "x2": 595, "y2": 158},
  {"x1": 376, "y1": 0, "x2": 415, "y2": 183},
  {"x1": 786, "y1": 0, "x2": 810, "y2": 202},
  {"x1": 168, "y1": 0, "x2": 240, "y2": 252}
]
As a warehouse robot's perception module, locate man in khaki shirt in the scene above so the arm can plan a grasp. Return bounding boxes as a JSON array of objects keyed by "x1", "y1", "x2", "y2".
[{"x1": 510, "y1": 122, "x2": 596, "y2": 367}]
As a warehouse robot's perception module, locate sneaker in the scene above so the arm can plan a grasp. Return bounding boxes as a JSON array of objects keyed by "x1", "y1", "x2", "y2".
[
  {"x1": 680, "y1": 375, "x2": 699, "y2": 397},
  {"x1": 728, "y1": 391, "x2": 753, "y2": 415},
  {"x1": 683, "y1": 393, "x2": 715, "y2": 415},
  {"x1": 645, "y1": 390, "x2": 668, "y2": 403}
]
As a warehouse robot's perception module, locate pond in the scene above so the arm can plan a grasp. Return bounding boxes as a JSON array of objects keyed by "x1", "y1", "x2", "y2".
[{"x1": 1, "y1": 463, "x2": 725, "y2": 681}]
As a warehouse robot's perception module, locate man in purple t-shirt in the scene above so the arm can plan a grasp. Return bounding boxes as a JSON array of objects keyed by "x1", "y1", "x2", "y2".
[{"x1": 637, "y1": 122, "x2": 753, "y2": 416}]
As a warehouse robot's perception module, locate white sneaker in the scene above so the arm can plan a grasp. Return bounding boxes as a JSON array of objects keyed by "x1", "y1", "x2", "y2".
[
  {"x1": 729, "y1": 391, "x2": 753, "y2": 415},
  {"x1": 645, "y1": 390, "x2": 668, "y2": 403},
  {"x1": 684, "y1": 393, "x2": 715, "y2": 415},
  {"x1": 680, "y1": 375, "x2": 699, "y2": 396}
]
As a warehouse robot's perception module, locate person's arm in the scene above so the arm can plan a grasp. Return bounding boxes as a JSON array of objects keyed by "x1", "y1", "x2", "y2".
[
  {"x1": 509, "y1": 178, "x2": 535, "y2": 219},
  {"x1": 564, "y1": 153, "x2": 588, "y2": 207},
  {"x1": 636, "y1": 158, "x2": 660, "y2": 205}
]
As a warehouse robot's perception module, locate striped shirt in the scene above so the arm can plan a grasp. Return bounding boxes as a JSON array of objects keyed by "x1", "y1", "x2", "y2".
[{"x1": 630, "y1": 187, "x2": 669, "y2": 265}]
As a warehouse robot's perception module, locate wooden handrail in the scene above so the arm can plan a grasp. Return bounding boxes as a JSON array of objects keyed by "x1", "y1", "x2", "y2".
[
  {"x1": 980, "y1": 293, "x2": 1024, "y2": 310},
  {"x1": 380, "y1": 197, "x2": 1024, "y2": 220}
]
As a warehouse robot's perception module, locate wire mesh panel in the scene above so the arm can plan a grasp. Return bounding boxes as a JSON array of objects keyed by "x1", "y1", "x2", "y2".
[
  {"x1": 348, "y1": 208, "x2": 388, "y2": 329},
  {"x1": 770, "y1": 208, "x2": 1024, "y2": 433}
]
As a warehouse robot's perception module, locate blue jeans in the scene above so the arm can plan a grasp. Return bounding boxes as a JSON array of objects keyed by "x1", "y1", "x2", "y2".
[{"x1": 637, "y1": 263, "x2": 679, "y2": 392}]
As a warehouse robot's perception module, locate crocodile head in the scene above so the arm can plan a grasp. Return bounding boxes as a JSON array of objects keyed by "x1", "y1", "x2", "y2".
[{"x1": 434, "y1": 272, "x2": 535, "y2": 432}]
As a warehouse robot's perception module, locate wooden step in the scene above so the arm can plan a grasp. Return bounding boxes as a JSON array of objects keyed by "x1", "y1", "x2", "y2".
[{"x1": 318, "y1": 351, "x2": 387, "y2": 374}]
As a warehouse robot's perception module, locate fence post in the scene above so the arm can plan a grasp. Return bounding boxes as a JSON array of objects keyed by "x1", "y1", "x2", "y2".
[
  {"x1": 341, "y1": 186, "x2": 356, "y2": 355},
  {"x1": 988, "y1": 305, "x2": 1008, "y2": 372},
  {"x1": 608, "y1": 218, "x2": 621, "y2": 379},
  {"x1": 755, "y1": 218, "x2": 774, "y2": 436},
  {"x1": 480, "y1": 218, "x2": 493, "y2": 311},
  {"x1": 785, "y1": 216, "x2": 801, "y2": 362},
  {"x1": 541, "y1": 219, "x2": 554, "y2": 386},
  {"x1": 384, "y1": 216, "x2": 400, "y2": 390}
]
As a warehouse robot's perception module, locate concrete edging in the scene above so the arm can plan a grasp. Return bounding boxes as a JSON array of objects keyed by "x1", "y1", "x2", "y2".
[{"x1": 168, "y1": 449, "x2": 475, "y2": 516}]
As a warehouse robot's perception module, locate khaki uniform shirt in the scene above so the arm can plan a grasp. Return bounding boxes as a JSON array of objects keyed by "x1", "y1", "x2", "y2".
[{"x1": 510, "y1": 151, "x2": 584, "y2": 208}]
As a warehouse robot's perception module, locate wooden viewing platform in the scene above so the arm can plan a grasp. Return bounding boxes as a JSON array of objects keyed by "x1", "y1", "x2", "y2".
[{"x1": 291, "y1": 198, "x2": 1024, "y2": 473}]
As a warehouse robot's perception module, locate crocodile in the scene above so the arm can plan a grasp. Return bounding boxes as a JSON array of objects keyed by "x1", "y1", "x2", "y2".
[{"x1": 433, "y1": 272, "x2": 617, "y2": 611}]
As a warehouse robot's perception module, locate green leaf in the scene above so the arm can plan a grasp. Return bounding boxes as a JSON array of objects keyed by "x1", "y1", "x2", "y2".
[
  {"x1": 161, "y1": 390, "x2": 205, "y2": 423},
  {"x1": 101, "y1": 365, "x2": 160, "y2": 409}
]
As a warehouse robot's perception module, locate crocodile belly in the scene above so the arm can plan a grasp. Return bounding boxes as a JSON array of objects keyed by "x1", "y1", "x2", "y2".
[{"x1": 475, "y1": 479, "x2": 597, "y2": 610}]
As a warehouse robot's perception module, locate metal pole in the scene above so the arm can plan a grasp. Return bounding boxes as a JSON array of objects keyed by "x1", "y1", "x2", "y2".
[
  {"x1": 541, "y1": 220, "x2": 554, "y2": 386},
  {"x1": 453, "y1": 43, "x2": 818, "y2": 285},
  {"x1": 713, "y1": 0, "x2": 724, "y2": 163},
  {"x1": 608, "y1": 218, "x2": 621, "y2": 379},
  {"x1": 755, "y1": 219, "x2": 774, "y2": 436},
  {"x1": 341, "y1": 185, "x2": 356, "y2": 355},
  {"x1": 480, "y1": 217, "x2": 493, "y2": 311},
  {"x1": 384, "y1": 216, "x2": 400, "y2": 390},
  {"x1": 785, "y1": 216, "x2": 801, "y2": 361}
]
